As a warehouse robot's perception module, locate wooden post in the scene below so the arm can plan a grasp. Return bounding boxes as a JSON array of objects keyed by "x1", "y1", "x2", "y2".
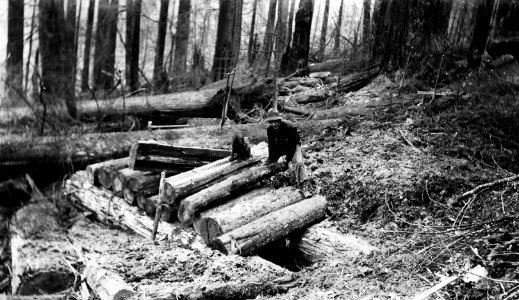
[
  {"x1": 432, "y1": 54, "x2": 445, "y2": 103},
  {"x1": 152, "y1": 171, "x2": 167, "y2": 241}
]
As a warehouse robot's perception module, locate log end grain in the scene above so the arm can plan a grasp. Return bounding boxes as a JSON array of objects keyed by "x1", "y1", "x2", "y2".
[
  {"x1": 98, "y1": 168, "x2": 114, "y2": 189},
  {"x1": 123, "y1": 188, "x2": 136, "y2": 206},
  {"x1": 196, "y1": 218, "x2": 223, "y2": 245},
  {"x1": 14, "y1": 271, "x2": 75, "y2": 296}
]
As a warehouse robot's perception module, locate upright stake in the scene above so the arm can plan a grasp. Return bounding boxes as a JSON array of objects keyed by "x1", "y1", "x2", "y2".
[
  {"x1": 432, "y1": 54, "x2": 445, "y2": 103},
  {"x1": 152, "y1": 171, "x2": 167, "y2": 242},
  {"x1": 219, "y1": 69, "x2": 236, "y2": 131}
]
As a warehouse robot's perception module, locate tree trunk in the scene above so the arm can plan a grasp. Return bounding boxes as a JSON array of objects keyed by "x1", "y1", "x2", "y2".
[
  {"x1": 164, "y1": 143, "x2": 268, "y2": 204},
  {"x1": 211, "y1": 0, "x2": 243, "y2": 81},
  {"x1": 81, "y1": 0, "x2": 95, "y2": 92},
  {"x1": 173, "y1": 0, "x2": 191, "y2": 74},
  {"x1": 152, "y1": 0, "x2": 170, "y2": 93},
  {"x1": 64, "y1": 171, "x2": 202, "y2": 243},
  {"x1": 193, "y1": 186, "x2": 302, "y2": 245},
  {"x1": 7, "y1": 0, "x2": 24, "y2": 102},
  {"x1": 84, "y1": 263, "x2": 135, "y2": 300},
  {"x1": 213, "y1": 195, "x2": 326, "y2": 255},
  {"x1": 129, "y1": 141, "x2": 230, "y2": 172},
  {"x1": 10, "y1": 202, "x2": 78, "y2": 295},
  {"x1": 125, "y1": 0, "x2": 142, "y2": 92},
  {"x1": 334, "y1": 65, "x2": 380, "y2": 92},
  {"x1": 318, "y1": 0, "x2": 330, "y2": 61},
  {"x1": 333, "y1": 0, "x2": 344, "y2": 56},
  {"x1": 362, "y1": 0, "x2": 371, "y2": 49},
  {"x1": 287, "y1": 0, "x2": 296, "y2": 49},
  {"x1": 275, "y1": 0, "x2": 288, "y2": 66},
  {"x1": 262, "y1": 0, "x2": 278, "y2": 72},
  {"x1": 112, "y1": 168, "x2": 155, "y2": 201},
  {"x1": 247, "y1": 0, "x2": 259, "y2": 65},
  {"x1": 469, "y1": 0, "x2": 494, "y2": 66},
  {"x1": 93, "y1": 0, "x2": 118, "y2": 90},
  {"x1": 86, "y1": 157, "x2": 129, "y2": 186},
  {"x1": 63, "y1": 0, "x2": 77, "y2": 119},
  {"x1": 290, "y1": 221, "x2": 378, "y2": 264},
  {"x1": 178, "y1": 161, "x2": 287, "y2": 225},
  {"x1": 281, "y1": 0, "x2": 314, "y2": 76},
  {"x1": 291, "y1": 88, "x2": 331, "y2": 104}
]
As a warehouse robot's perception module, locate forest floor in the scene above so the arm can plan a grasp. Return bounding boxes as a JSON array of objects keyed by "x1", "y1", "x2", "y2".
[{"x1": 1, "y1": 61, "x2": 519, "y2": 299}]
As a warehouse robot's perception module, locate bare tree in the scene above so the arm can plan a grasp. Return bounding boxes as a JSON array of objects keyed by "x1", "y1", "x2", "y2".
[
  {"x1": 275, "y1": 0, "x2": 288, "y2": 56},
  {"x1": 153, "y1": 0, "x2": 170, "y2": 92},
  {"x1": 333, "y1": 0, "x2": 344, "y2": 56},
  {"x1": 262, "y1": 0, "x2": 277, "y2": 70},
  {"x1": 287, "y1": 0, "x2": 296, "y2": 48},
  {"x1": 7, "y1": 0, "x2": 24, "y2": 101},
  {"x1": 247, "y1": 0, "x2": 258, "y2": 65},
  {"x1": 362, "y1": 0, "x2": 371, "y2": 48},
  {"x1": 469, "y1": 0, "x2": 494, "y2": 66},
  {"x1": 94, "y1": 0, "x2": 119, "y2": 91},
  {"x1": 318, "y1": 0, "x2": 330, "y2": 61},
  {"x1": 81, "y1": 0, "x2": 95, "y2": 92},
  {"x1": 173, "y1": 0, "x2": 192, "y2": 73},
  {"x1": 125, "y1": 0, "x2": 142, "y2": 92},
  {"x1": 211, "y1": 0, "x2": 243, "y2": 81}
]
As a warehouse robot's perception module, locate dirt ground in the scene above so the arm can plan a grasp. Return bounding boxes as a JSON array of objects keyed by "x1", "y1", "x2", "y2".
[{"x1": 1, "y1": 61, "x2": 519, "y2": 299}]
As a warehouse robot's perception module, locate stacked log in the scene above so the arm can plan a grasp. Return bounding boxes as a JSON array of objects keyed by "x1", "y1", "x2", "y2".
[
  {"x1": 84, "y1": 263, "x2": 135, "y2": 300},
  {"x1": 193, "y1": 186, "x2": 302, "y2": 245},
  {"x1": 10, "y1": 202, "x2": 78, "y2": 295},
  {"x1": 129, "y1": 140, "x2": 230, "y2": 172},
  {"x1": 212, "y1": 195, "x2": 327, "y2": 256},
  {"x1": 177, "y1": 161, "x2": 288, "y2": 225},
  {"x1": 86, "y1": 158, "x2": 129, "y2": 186}
]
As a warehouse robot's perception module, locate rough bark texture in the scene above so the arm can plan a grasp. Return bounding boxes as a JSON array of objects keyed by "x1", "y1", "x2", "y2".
[
  {"x1": 334, "y1": 66, "x2": 381, "y2": 93},
  {"x1": 7, "y1": 0, "x2": 24, "y2": 100},
  {"x1": 281, "y1": 0, "x2": 314, "y2": 75},
  {"x1": 84, "y1": 263, "x2": 135, "y2": 300},
  {"x1": 164, "y1": 143, "x2": 268, "y2": 204},
  {"x1": 93, "y1": 0, "x2": 118, "y2": 90},
  {"x1": 319, "y1": 0, "x2": 330, "y2": 60},
  {"x1": 81, "y1": 0, "x2": 96, "y2": 92},
  {"x1": 125, "y1": 0, "x2": 142, "y2": 92},
  {"x1": 178, "y1": 161, "x2": 288, "y2": 225},
  {"x1": 64, "y1": 171, "x2": 204, "y2": 245},
  {"x1": 173, "y1": 0, "x2": 191, "y2": 73},
  {"x1": 86, "y1": 158, "x2": 129, "y2": 186},
  {"x1": 262, "y1": 0, "x2": 278, "y2": 70},
  {"x1": 10, "y1": 202, "x2": 78, "y2": 295},
  {"x1": 362, "y1": 0, "x2": 371, "y2": 48},
  {"x1": 291, "y1": 88, "x2": 332, "y2": 104},
  {"x1": 334, "y1": 0, "x2": 344, "y2": 55},
  {"x1": 129, "y1": 141, "x2": 230, "y2": 172},
  {"x1": 247, "y1": 0, "x2": 259, "y2": 65},
  {"x1": 193, "y1": 186, "x2": 302, "y2": 245},
  {"x1": 290, "y1": 221, "x2": 378, "y2": 264},
  {"x1": 153, "y1": 0, "x2": 170, "y2": 92},
  {"x1": 213, "y1": 195, "x2": 327, "y2": 255},
  {"x1": 287, "y1": 0, "x2": 296, "y2": 49}
]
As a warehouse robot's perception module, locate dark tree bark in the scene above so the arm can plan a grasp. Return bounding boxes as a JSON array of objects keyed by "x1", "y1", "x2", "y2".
[
  {"x1": 262, "y1": 0, "x2": 277, "y2": 70},
  {"x1": 318, "y1": 0, "x2": 330, "y2": 61},
  {"x1": 93, "y1": 0, "x2": 119, "y2": 91},
  {"x1": 64, "y1": 0, "x2": 77, "y2": 118},
  {"x1": 287, "y1": 0, "x2": 296, "y2": 48},
  {"x1": 153, "y1": 0, "x2": 170, "y2": 93},
  {"x1": 247, "y1": 0, "x2": 258, "y2": 65},
  {"x1": 7, "y1": 0, "x2": 24, "y2": 100},
  {"x1": 81, "y1": 0, "x2": 95, "y2": 92},
  {"x1": 173, "y1": 0, "x2": 191, "y2": 74},
  {"x1": 211, "y1": 0, "x2": 243, "y2": 81},
  {"x1": 281, "y1": 0, "x2": 314, "y2": 76},
  {"x1": 362, "y1": 0, "x2": 371, "y2": 48},
  {"x1": 469, "y1": 0, "x2": 495, "y2": 66},
  {"x1": 39, "y1": 0, "x2": 77, "y2": 118},
  {"x1": 275, "y1": 0, "x2": 288, "y2": 63},
  {"x1": 125, "y1": 0, "x2": 142, "y2": 92},
  {"x1": 333, "y1": 0, "x2": 344, "y2": 55}
]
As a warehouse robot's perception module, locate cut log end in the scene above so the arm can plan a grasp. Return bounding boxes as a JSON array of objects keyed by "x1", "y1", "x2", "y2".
[
  {"x1": 98, "y1": 168, "x2": 114, "y2": 189},
  {"x1": 123, "y1": 188, "x2": 136, "y2": 205},
  {"x1": 15, "y1": 271, "x2": 75, "y2": 296},
  {"x1": 197, "y1": 218, "x2": 223, "y2": 245}
]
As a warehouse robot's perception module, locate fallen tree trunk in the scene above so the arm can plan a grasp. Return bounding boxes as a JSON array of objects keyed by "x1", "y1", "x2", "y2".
[
  {"x1": 178, "y1": 161, "x2": 288, "y2": 225},
  {"x1": 333, "y1": 66, "x2": 380, "y2": 93},
  {"x1": 86, "y1": 158, "x2": 129, "y2": 186},
  {"x1": 84, "y1": 263, "x2": 135, "y2": 300},
  {"x1": 10, "y1": 202, "x2": 78, "y2": 295},
  {"x1": 290, "y1": 221, "x2": 378, "y2": 264},
  {"x1": 64, "y1": 171, "x2": 204, "y2": 246},
  {"x1": 193, "y1": 186, "x2": 302, "y2": 245},
  {"x1": 129, "y1": 141, "x2": 230, "y2": 172},
  {"x1": 164, "y1": 143, "x2": 268, "y2": 204},
  {"x1": 291, "y1": 88, "x2": 333, "y2": 104},
  {"x1": 212, "y1": 195, "x2": 327, "y2": 256}
]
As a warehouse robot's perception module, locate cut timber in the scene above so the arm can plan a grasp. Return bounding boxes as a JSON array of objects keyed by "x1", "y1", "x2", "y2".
[
  {"x1": 129, "y1": 140, "x2": 230, "y2": 172},
  {"x1": 164, "y1": 142, "x2": 268, "y2": 204},
  {"x1": 112, "y1": 168, "x2": 153, "y2": 199},
  {"x1": 63, "y1": 171, "x2": 204, "y2": 247},
  {"x1": 297, "y1": 77, "x2": 322, "y2": 88},
  {"x1": 291, "y1": 88, "x2": 332, "y2": 104},
  {"x1": 86, "y1": 157, "x2": 128, "y2": 186},
  {"x1": 193, "y1": 186, "x2": 303, "y2": 245},
  {"x1": 279, "y1": 102, "x2": 313, "y2": 117},
  {"x1": 140, "y1": 195, "x2": 178, "y2": 222},
  {"x1": 178, "y1": 161, "x2": 288, "y2": 225},
  {"x1": 10, "y1": 202, "x2": 78, "y2": 295},
  {"x1": 213, "y1": 195, "x2": 327, "y2": 256},
  {"x1": 290, "y1": 221, "x2": 378, "y2": 264},
  {"x1": 84, "y1": 263, "x2": 135, "y2": 300},
  {"x1": 333, "y1": 66, "x2": 380, "y2": 93}
]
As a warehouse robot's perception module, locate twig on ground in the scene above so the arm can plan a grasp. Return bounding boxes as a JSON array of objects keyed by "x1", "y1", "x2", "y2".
[
  {"x1": 451, "y1": 174, "x2": 519, "y2": 206},
  {"x1": 398, "y1": 129, "x2": 422, "y2": 153}
]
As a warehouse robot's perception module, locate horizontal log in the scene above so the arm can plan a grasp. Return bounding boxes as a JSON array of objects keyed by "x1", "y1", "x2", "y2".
[
  {"x1": 129, "y1": 140, "x2": 230, "y2": 172},
  {"x1": 139, "y1": 195, "x2": 178, "y2": 222},
  {"x1": 10, "y1": 202, "x2": 78, "y2": 295},
  {"x1": 212, "y1": 195, "x2": 327, "y2": 256},
  {"x1": 112, "y1": 168, "x2": 152, "y2": 200},
  {"x1": 164, "y1": 142, "x2": 268, "y2": 204},
  {"x1": 193, "y1": 186, "x2": 302, "y2": 245},
  {"x1": 86, "y1": 158, "x2": 129, "y2": 186},
  {"x1": 84, "y1": 263, "x2": 135, "y2": 300},
  {"x1": 291, "y1": 88, "x2": 332, "y2": 104},
  {"x1": 334, "y1": 66, "x2": 380, "y2": 93},
  {"x1": 64, "y1": 171, "x2": 204, "y2": 246},
  {"x1": 178, "y1": 161, "x2": 288, "y2": 225}
]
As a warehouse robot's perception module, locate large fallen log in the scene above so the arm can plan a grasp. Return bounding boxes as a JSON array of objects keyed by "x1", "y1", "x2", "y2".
[
  {"x1": 178, "y1": 161, "x2": 288, "y2": 225},
  {"x1": 212, "y1": 195, "x2": 327, "y2": 256},
  {"x1": 64, "y1": 171, "x2": 204, "y2": 247},
  {"x1": 86, "y1": 158, "x2": 129, "y2": 186},
  {"x1": 129, "y1": 140, "x2": 230, "y2": 172},
  {"x1": 290, "y1": 221, "x2": 378, "y2": 264},
  {"x1": 10, "y1": 202, "x2": 78, "y2": 295},
  {"x1": 84, "y1": 263, "x2": 135, "y2": 300},
  {"x1": 193, "y1": 186, "x2": 303, "y2": 245},
  {"x1": 164, "y1": 142, "x2": 268, "y2": 204},
  {"x1": 291, "y1": 88, "x2": 332, "y2": 104},
  {"x1": 333, "y1": 66, "x2": 381, "y2": 93}
]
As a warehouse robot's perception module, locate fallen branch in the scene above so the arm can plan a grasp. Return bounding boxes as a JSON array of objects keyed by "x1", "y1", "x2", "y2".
[
  {"x1": 453, "y1": 174, "x2": 519, "y2": 204},
  {"x1": 398, "y1": 129, "x2": 422, "y2": 153}
]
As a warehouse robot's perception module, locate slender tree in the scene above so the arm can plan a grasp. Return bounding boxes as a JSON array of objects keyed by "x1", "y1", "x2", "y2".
[
  {"x1": 173, "y1": 0, "x2": 192, "y2": 73},
  {"x1": 7, "y1": 0, "x2": 24, "y2": 100},
  {"x1": 93, "y1": 0, "x2": 119, "y2": 91},
  {"x1": 281, "y1": 0, "x2": 314, "y2": 75},
  {"x1": 469, "y1": 0, "x2": 494, "y2": 65},
  {"x1": 318, "y1": 0, "x2": 330, "y2": 61},
  {"x1": 333, "y1": 0, "x2": 344, "y2": 56},
  {"x1": 153, "y1": 0, "x2": 170, "y2": 92},
  {"x1": 362, "y1": 0, "x2": 371, "y2": 48},
  {"x1": 262, "y1": 0, "x2": 277, "y2": 68},
  {"x1": 64, "y1": 0, "x2": 77, "y2": 117},
  {"x1": 211, "y1": 0, "x2": 244, "y2": 81},
  {"x1": 275, "y1": 0, "x2": 288, "y2": 58},
  {"x1": 81, "y1": 0, "x2": 95, "y2": 92},
  {"x1": 287, "y1": 0, "x2": 296, "y2": 48},
  {"x1": 247, "y1": 0, "x2": 258, "y2": 65}
]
